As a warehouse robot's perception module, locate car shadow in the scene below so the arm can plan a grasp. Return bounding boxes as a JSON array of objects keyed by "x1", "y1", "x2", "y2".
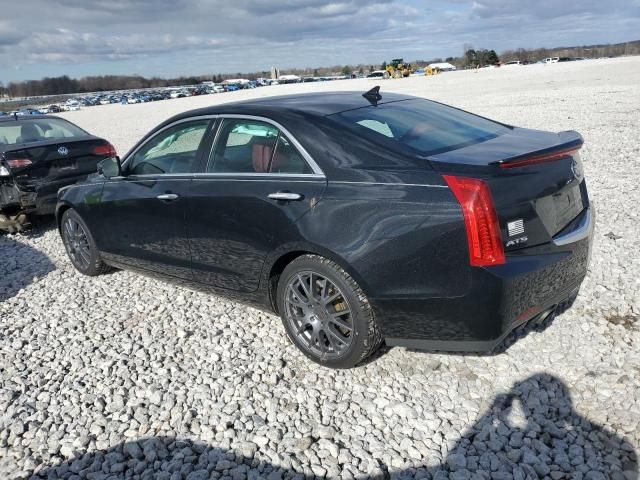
[
  {"x1": 19, "y1": 214, "x2": 59, "y2": 238},
  {"x1": 0, "y1": 231, "x2": 56, "y2": 302},
  {"x1": 27, "y1": 374, "x2": 637, "y2": 479}
]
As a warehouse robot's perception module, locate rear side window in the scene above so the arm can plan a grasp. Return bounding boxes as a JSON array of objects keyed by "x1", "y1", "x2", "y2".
[
  {"x1": 208, "y1": 119, "x2": 312, "y2": 174},
  {"x1": 0, "y1": 118, "x2": 87, "y2": 146},
  {"x1": 333, "y1": 99, "x2": 509, "y2": 156}
]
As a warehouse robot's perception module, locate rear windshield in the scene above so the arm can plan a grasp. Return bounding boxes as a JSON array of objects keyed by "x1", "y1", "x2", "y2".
[
  {"x1": 0, "y1": 118, "x2": 87, "y2": 146},
  {"x1": 332, "y1": 99, "x2": 509, "y2": 156}
]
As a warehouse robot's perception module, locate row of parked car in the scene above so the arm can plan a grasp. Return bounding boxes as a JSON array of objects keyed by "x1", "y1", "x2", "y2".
[{"x1": 0, "y1": 82, "x2": 268, "y2": 117}]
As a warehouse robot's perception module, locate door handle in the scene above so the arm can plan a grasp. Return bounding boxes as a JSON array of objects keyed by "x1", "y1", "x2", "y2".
[
  {"x1": 268, "y1": 192, "x2": 303, "y2": 201},
  {"x1": 157, "y1": 193, "x2": 179, "y2": 201}
]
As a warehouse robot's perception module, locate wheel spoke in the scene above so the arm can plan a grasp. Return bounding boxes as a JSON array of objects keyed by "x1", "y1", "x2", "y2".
[
  {"x1": 317, "y1": 332, "x2": 327, "y2": 355},
  {"x1": 296, "y1": 274, "x2": 312, "y2": 301},
  {"x1": 296, "y1": 321, "x2": 310, "y2": 335},
  {"x1": 309, "y1": 330, "x2": 320, "y2": 349},
  {"x1": 64, "y1": 221, "x2": 74, "y2": 240},
  {"x1": 326, "y1": 327, "x2": 348, "y2": 347},
  {"x1": 287, "y1": 287, "x2": 309, "y2": 309},
  {"x1": 77, "y1": 245, "x2": 91, "y2": 265},
  {"x1": 322, "y1": 291, "x2": 341, "y2": 306},
  {"x1": 325, "y1": 330, "x2": 338, "y2": 351},
  {"x1": 332, "y1": 309, "x2": 351, "y2": 319},
  {"x1": 318, "y1": 278, "x2": 328, "y2": 301},
  {"x1": 329, "y1": 316, "x2": 353, "y2": 331}
]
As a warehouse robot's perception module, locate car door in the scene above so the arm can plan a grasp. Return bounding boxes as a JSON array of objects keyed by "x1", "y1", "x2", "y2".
[
  {"x1": 97, "y1": 118, "x2": 214, "y2": 279},
  {"x1": 186, "y1": 116, "x2": 327, "y2": 292}
]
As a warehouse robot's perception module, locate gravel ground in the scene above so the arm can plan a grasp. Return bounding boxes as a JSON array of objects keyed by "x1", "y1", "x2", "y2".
[{"x1": 1, "y1": 57, "x2": 639, "y2": 480}]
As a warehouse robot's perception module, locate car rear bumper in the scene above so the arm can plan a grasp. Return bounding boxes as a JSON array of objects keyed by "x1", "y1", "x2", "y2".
[
  {"x1": 1, "y1": 175, "x2": 88, "y2": 215},
  {"x1": 376, "y1": 205, "x2": 595, "y2": 352}
]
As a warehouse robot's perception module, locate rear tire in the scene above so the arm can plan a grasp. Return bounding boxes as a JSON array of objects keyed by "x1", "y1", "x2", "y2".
[
  {"x1": 277, "y1": 254, "x2": 382, "y2": 368},
  {"x1": 61, "y1": 209, "x2": 112, "y2": 276}
]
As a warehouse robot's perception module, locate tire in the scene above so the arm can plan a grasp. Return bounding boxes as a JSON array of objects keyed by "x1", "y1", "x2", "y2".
[
  {"x1": 276, "y1": 254, "x2": 382, "y2": 368},
  {"x1": 61, "y1": 209, "x2": 112, "y2": 276}
]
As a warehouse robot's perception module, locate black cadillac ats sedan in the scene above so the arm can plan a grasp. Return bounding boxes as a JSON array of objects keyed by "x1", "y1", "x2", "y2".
[{"x1": 56, "y1": 88, "x2": 594, "y2": 368}]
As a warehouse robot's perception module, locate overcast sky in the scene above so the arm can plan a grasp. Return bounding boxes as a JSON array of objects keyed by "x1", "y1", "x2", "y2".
[{"x1": 1, "y1": 0, "x2": 639, "y2": 82}]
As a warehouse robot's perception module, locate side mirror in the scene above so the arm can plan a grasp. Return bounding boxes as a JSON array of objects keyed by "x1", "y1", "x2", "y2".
[{"x1": 98, "y1": 156, "x2": 122, "y2": 178}]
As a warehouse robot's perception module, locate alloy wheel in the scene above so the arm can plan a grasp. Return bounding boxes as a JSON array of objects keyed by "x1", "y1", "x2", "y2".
[
  {"x1": 63, "y1": 217, "x2": 92, "y2": 270},
  {"x1": 283, "y1": 271, "x2": 354, "y2": 359}
]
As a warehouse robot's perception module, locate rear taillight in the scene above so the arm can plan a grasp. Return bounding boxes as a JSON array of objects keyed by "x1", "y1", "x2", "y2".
[
  {"x1": 443, "y1": 175, "x2": 505, "y2": 267},
  {"x1": 93, "y1": 143, "x2": 117, "y2": 157},
  {"x1": 7, "y1": 158, "x2": 33, "y2": 169},
  {"x1": 498, "y1": 146, "x2": 580, "y2": 169}
]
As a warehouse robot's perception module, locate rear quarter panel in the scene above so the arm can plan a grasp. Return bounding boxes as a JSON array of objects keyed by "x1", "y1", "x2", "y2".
[{"x1": 293, "y1": 181, "x2": 470, "y2": 300}]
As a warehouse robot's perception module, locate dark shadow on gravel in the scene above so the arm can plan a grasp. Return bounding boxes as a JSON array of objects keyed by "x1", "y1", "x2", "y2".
[
  {"x1": 28, "y1": 374, "x2": 637, "y2": 480},
  {"x1": 0, "y1": 232, "x2": 56, "y2": 302},
  {"x1": 15, "y1": 215, "x2": 58, "y2": 239}
]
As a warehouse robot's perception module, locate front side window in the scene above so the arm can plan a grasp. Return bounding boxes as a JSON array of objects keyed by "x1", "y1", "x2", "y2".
[
  {"x1": 127, "y1": 120, "x2": 209, "y2": 175},
  {"x1": 208, "y1": 118, "x2": 312, "y2": 174}
]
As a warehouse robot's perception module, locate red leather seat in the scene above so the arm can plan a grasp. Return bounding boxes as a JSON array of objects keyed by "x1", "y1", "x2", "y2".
[{"x1": 252, "y1": 144, "x2": 273, "y2": 173}]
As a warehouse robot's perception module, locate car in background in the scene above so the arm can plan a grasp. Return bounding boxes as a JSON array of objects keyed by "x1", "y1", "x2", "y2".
[
  {"x1": 544, "y1": 57, "x2": 560, "y2": 64},
  {"x1": 56, "y1": 89, "x2": 593, "y2": 368},
  {"x1": 212, "y1": 85, "x2": 225, "y2": 93},
  {"x1": 16, "y1": 108, "x2": 41, "y2": 116},
  {"x1": 64, "y1": 100, "x2": 81, "y2": 111},
  {"x1": 367, "y1": 70, "x2": 388, "y2": 78},
  {"x1": 0, "y1": 115, "x2": 116, "y2": 232}
]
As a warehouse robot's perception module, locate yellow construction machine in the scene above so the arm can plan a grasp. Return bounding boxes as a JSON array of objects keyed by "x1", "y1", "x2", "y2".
[{"x1": 385, "y1": 58, "x2": 412, "y2": 78}]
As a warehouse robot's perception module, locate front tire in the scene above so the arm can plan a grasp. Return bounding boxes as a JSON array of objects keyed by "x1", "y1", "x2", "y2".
[
  {"x1": 61, "y1": 209, "x2": 112, "y2": 276},
  {"x1": 277, "y1": 255, "x2": 382, "y2": 368}
]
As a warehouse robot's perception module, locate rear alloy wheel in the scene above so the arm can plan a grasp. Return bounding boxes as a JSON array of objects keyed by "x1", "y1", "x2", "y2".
[
  {"x1": 61, "y1": 209, "x2": 112, "y2": 276},
  {"x1": 277, "y1": 255, "x2": 382, "y2": 368}
]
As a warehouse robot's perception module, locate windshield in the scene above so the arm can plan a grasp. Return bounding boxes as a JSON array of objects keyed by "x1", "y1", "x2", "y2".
[
  {"x1": 0, "y1": 118, "x2": 87, "y2": 146},
  {"x1": 332, "y1": 99, "x2": 510, "y2": 156}
]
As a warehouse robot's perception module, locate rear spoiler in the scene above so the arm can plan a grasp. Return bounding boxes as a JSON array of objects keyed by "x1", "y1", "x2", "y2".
[{"x1": 492, "y1": 131, "x2": 584, "y2": 169}]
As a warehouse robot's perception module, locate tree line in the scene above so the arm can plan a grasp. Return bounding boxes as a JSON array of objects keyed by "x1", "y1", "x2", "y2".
[
  {"x1": 0, "y1": 74, "x2": 236, "y2": 98},
  {"x1": 1, "y1": 40, "x2": 638, "y2": 98}
]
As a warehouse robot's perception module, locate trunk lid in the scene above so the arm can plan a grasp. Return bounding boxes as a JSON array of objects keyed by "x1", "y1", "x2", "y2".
[
  {"x1": 1, "y1": 137, "x2": 111, "y2": 189},
  {"x1": 429, "y1": 128, "x2": 588, "y2": 250}
]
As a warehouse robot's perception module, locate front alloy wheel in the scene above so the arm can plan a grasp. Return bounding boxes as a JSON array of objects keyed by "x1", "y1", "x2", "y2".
[
  {"x1": 60, "y1": 209, "x2": 112, "y2": 276},
  {"x1": 63, "y1": 216, "x2": 92, "y2": 270}
]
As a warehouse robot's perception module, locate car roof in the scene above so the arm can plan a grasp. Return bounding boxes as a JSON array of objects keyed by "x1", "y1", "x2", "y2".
[{"x1": 166, "y1": 90, "x2": 413, "y2": 122}]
